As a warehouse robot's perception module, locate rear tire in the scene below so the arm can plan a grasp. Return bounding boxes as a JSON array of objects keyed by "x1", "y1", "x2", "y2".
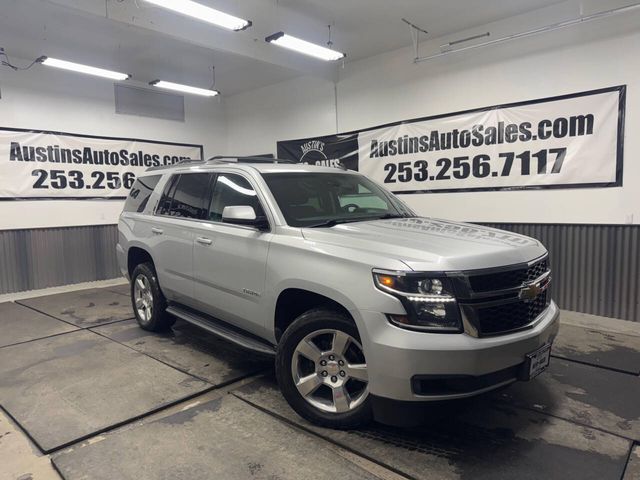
[
  {"x1": 130, "y1": 262, "x2": 175, "y2": 332},
  {"x1": 276, "y1": 308, "x2": 372, "y2": 429}
]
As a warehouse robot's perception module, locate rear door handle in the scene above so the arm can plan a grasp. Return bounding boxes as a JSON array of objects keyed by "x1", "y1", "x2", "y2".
[
  {"x1": 151, "y1": 227, "x2": 164, "y2": 234},
  {"x1": 196, "y1": 236, "x2": 213, "y2": 246}
]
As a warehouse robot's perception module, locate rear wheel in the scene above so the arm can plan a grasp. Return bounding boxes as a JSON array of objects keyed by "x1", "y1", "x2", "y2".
[
  {"x1": 131, "y1": 262, "x2": 175, "y2": 332},
  {"x1": 276, "y1": 308, "x2": 372, "y2": 428}
]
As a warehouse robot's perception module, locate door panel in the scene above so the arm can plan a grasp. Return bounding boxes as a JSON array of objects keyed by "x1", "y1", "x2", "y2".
[
  {"x1": 148, "y1": 216, "x2": 195, "y2": 305},
  {"x1": 192, "y1": 172, "x2": 272, "y2": 337},
  {"x1": 192, "y1": 222, "x2": 271, "y2": 336},
  {"x1": 149, "y1": 172, "x2": 212, "y2": 305}
]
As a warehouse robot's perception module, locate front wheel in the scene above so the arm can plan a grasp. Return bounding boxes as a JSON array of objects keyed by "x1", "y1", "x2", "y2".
[{"x1": 276, "y1": 308, "x2": 372, "y2": 428}]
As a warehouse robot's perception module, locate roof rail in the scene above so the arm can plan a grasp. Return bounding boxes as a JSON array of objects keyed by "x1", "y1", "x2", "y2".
[
  {"x1": 145, "y1": 155, "x2": 301, "y2": 172},
  {"x1": 207, "y1": 155, "x2": 297, "y2": 164},
  {"x1": 146, "y1": 158, "x2": 205, "y2": 171}
]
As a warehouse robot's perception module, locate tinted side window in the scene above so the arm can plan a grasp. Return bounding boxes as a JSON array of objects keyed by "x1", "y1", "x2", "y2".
[
  {"x1": 157, "y1": 175, "x2": 179, "y2": 216},
  {"x1": 208, "y1": 174, "x2": 265, "y2": 222},
  {"x1": 168, "y1": 173, "x2": 212, "y2": 219},
  {"x1": 123, "y1": 175, "x2": 161, "y2": 213}
]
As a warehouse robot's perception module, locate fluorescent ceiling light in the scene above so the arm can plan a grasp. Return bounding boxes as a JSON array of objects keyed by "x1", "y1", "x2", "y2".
[
  {"x1": 265, "y1": 32, "x2": 345, "y2": 61},
  {"x1": 39, "y1": 57, "x2": 130, "y2": 80},
  {"x1": 145, "y1": 0, "x2": 251, "y2": 31},
  {"x1": 150, "y1": 80, "x2": 220, "y2": 97}
]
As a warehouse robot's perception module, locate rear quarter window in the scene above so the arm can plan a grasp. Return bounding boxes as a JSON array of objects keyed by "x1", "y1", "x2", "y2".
[{"x1": 123, "y1": 175, "x2": 162, "y2": 213}]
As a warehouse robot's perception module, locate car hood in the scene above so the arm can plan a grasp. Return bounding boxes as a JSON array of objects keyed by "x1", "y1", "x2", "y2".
[{"x1": 301, "y1": 217, "x2": 546, "y2": 271}]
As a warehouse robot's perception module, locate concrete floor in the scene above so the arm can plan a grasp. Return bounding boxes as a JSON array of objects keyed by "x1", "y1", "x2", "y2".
[{"x1": 0, "y1": 282, "x2": 638, "y2": 479}]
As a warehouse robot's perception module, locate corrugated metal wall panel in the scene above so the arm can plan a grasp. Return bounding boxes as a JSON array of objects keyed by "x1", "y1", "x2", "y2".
[
  {"x1": 0, "y1": 225, "x2": 120, "y2": 295},
  {"x1": 1, "y1": 223, "x2": 638, "y2": 322},
  {"x1": 482, "y1": 224, "x2": 640, "y2": 322}
]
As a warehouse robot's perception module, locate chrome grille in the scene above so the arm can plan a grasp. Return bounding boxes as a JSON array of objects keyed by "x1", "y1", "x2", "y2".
[
  {"x1": 458, "y1": 256, "x2": 551, "y2": 337},
  {"x1": 474, "y1": 291, "x2": 548, "y2": 336},
  {"x1": 468, "y1": 258, "x2": 548, "y2": 293}
]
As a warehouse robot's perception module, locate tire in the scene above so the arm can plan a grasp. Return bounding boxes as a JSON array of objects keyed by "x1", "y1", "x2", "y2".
[
  {"x1": 276, "y1": 308, "x2": 372, "y2": 429},
  {"x1": 130, "y1": 262, "x2": 175, "y2": 332}
]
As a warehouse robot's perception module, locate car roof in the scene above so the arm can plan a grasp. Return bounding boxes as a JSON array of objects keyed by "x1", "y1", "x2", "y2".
[{"x1": 143, "y1": 160, "x2": 357, "y2": 176}]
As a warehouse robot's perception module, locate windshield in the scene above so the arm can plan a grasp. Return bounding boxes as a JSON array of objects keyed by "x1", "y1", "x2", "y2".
[{"x1": 262, "y1": 172, "x2": 415, "y2": 227}]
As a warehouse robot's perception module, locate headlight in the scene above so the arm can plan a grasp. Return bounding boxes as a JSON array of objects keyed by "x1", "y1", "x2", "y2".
[{"x1": 373, "y1": 270, "x2": 462, "y2": 332}]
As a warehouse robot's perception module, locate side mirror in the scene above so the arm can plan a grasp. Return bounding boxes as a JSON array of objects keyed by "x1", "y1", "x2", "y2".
[{"x1": 222, "y1": 206, "x2": 269, "y2": 230}]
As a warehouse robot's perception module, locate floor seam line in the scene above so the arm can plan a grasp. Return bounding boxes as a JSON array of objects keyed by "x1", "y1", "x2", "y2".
[
  {"x1": 560, "y1": 321, "x2": 640, "y2": 339},
  {"x1": 50, "y1": 456, "x2": 69, "y2": 480},
  {"x1": 48, "y1": 373, "x2": 266, "y2": 457},
  {"x1": 42, "y1": 385, "x2": 221, "y2": 454},
  {"x1": 0, "y1": 404, "x2": 49, "y2": 455},
  {"x1": 619, "y1": 441, "x2": 637, "y2": 480},
  {"x1": 232, "y1": 392, "x2": 416, "y2": 480},
  {"x1": 88, "y1": 322, "x2": 273, "y2": 386},
  {"x1": 14, "y1": 300, "x2": 134, "y2": 331},
  {"x1": 0, "y1": 329, "x2": 81, "y2": 349},
  {"x1": 551, "y1": 353, "x2": 639, "y2": 376},
  {"x1": 495, "y1": 398, "x2": 638, "y2": 443},
  {"x1": 104, "y1": 288, "x2": 130, "y2": 297},
  {"x1": 88, "y1": 327, "x2": 217, "y2": 385},
  {"x1": 84, "y1": 317, "x2": 135, "y2": 328},
  {"x1": 14, "y1": 301, "x2": 82, "y2": 329}
]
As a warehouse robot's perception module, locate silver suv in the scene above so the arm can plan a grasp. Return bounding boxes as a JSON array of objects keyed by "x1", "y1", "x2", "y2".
[{"x1": 117, "y1": 156, "x2": 559, "y2": 427}]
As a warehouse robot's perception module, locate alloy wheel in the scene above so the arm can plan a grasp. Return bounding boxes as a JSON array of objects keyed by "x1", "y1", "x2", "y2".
[
  {"x1": 133, "y1": 274, "x2": 153, "y2": 324},
  {"x1": 291, "y1": 329, "x2": 368, "y2": 413}
]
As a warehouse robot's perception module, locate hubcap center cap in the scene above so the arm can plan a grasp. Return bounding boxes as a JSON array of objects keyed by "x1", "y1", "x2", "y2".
[{"x1": 325, "y1": 360, "x2": 340, "y2": 376}]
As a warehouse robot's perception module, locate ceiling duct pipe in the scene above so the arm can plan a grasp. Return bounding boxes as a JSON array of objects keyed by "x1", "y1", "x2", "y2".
[
  {"x1": 415, "y1": 2, "x2": 640, "y2": 63},
  {"x1": 440, "y1": 32, "x2": 490, "y2": 52}
]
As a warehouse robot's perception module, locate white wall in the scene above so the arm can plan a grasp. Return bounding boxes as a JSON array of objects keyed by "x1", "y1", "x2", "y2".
[
  {"x1": 4, "y1": 1, "x2": 638, "y2": 229},
  {"x1": 225, "y1": 75, "x2": 337, "y2": 156},
  {"x1": 0, "y1": 66, "x2": 226, "y2": 230},
  {"x1": 224, "y1": 1, "x2": 640, "y2": 225}
]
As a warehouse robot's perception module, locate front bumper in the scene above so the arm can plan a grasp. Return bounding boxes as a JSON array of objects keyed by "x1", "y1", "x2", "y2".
[{"x1": 359, "y1": 300, "x2": 559, "y2": 406}]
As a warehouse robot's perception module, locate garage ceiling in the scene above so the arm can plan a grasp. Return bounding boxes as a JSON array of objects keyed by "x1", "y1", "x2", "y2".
[
  {"x1": 0, "y1": 0, "x2": 568, "y2": 95},
  {"x1": 270, "y1": 0, "x2": 567, "y2": 61}
]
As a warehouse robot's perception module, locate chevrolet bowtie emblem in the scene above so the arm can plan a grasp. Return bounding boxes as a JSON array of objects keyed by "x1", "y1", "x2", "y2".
[
  {"x1": 519, "y1": 283, "x2": 542, "y2": 301},
  {"x1": 518, "y1": 272, "x2": 551, "y2": 302}
]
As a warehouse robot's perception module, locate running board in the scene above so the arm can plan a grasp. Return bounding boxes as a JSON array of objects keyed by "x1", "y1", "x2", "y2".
[{"x1": 166, "y1": 305, "x2": 276, "y2": 356}]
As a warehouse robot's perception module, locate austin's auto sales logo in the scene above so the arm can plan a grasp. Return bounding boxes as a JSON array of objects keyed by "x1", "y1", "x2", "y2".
[
  {"x1": 300, "y1": 140, "x2": 325, "y2": 159},
  {"x1": 300, "y1": 140, "x2": 341, "y2": 167}
]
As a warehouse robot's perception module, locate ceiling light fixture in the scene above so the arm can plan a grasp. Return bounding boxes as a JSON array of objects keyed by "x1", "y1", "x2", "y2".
[
  {"x1": 265, "y1": 32, "x2": 345, "y2": 61},
  {"x1": 150, "y1": 80, "x2": 219, "y2": 97},
  {"x1": 38, "y1": 57, "x2": 130, "y2": 80},
  {"x1": 144, "y1": 0, "x2": 251, "y2": 31}
]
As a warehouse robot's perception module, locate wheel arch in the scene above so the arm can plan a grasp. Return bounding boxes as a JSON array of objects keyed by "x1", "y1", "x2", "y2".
[
  {"x1": 272, "y1": 281, "x2": 362, "y2": 343},
  {"x1": 127, "y1": 244, "x2": 156, "y2": 278}
]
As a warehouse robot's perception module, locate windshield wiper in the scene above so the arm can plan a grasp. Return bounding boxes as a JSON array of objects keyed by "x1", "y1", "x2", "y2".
[
  {"x1": 376, "y1": 213, "x2": 412, "y2": 220},
  {"x1": 307, "y1": 214, "x2": 413, "y2": 228},
  {"x1": 306, "y1": 219, "x2": 357, "y2": 228}
]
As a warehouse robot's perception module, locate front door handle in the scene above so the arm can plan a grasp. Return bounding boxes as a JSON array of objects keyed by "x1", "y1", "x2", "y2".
[
  {"x1": 196, "y1": 236, "x2": 213, "y2": 246},
  {"x1": 151, "y1": 227, "x2": 164, "y2": 235}
]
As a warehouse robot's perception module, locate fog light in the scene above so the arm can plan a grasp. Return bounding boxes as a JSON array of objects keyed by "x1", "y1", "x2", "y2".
[{"x1": 418, "y1": 303, "x2": 447, "y2": 318}]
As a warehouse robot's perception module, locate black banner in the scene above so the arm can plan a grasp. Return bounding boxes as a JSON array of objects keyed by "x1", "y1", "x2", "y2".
[{"x1": 277, "y1": 133, "x2": 359, "y2": 171}]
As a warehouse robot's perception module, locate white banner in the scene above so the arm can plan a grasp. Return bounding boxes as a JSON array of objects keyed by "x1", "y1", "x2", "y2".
[
  {"x1": 359, "y1": 88, "x2": 624, "y2": 193},
  {"x1": 0, "y1": 128, "x2": 203, "y2": 199},
  {"x1": 278, "y1": 86, "x2": 625, "y2": 194}
]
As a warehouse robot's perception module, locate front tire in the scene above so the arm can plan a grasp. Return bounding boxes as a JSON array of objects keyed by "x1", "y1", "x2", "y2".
[
  {"x1": 276, "y1": 308, "x2": 372, "y2": 428},
  {"x1": 130, "y1": 262, "x2": 175, "y2": 332}
]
